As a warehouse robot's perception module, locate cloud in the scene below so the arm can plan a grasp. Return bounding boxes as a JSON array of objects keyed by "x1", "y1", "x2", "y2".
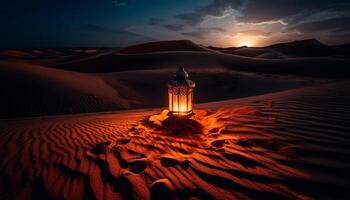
[
  {"x1": 234, "y1": 30, "x2": 271, "y2": 37},
  {"x1": 112, "y1": 0, "x2": 130, "y2": 7},
  {"x1": 162, "y1": 24, "x2": 185, "y2": 31},
  {"x1": 175, "y1": 0, "x2": 245, "y2": 26},
  {"x1": 237, "y1": 20, "x2": 287, "y2": 26},
  {"x1": 181, "y1": 27, "x2": 226, "y2": 39},
  {"x1": 287, "y1": 16, "x2": 350, "y2": 33},
  {"x1": 148, "y1": 18, "x2": 164, "y2": 26},
  {"x1": 145, "y1": 0, "x2": 350, "y2": 46},
  {"x1": 209, "y1": 27, "x2": 226, "y2": 32},
  {"x1": 238, "y1": 0, "x2": 350, "y2": 24},
  {"x1": 182, "y1": 31, "x2": 206, "y2": 39}
]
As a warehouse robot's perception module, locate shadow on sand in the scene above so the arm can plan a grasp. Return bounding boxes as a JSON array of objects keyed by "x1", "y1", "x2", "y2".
[{"x1": 142, "y1": 110, "x2": 204, "y2": 136}]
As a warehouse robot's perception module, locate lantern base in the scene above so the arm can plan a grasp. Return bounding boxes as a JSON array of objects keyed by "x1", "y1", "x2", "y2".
[{"x1": 168, "y1": 111, "x2": 194, "y2": 119}]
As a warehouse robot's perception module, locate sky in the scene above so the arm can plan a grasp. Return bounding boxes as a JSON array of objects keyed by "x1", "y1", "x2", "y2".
[{"x1": 1, "y1": 0, "x2": 350, "y2": 48}]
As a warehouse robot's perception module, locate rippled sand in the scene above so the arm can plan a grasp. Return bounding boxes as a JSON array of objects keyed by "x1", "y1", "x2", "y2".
[{"x1": 1, "y1": 82, "x2": 350, "y2": 200}]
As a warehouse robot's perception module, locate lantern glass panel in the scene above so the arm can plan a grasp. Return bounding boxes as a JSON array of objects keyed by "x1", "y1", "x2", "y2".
[
  {"x1": 179, "y1": 94, "x2": 187, "y2": 113},
  {"x1": 168, "y1": 91, "x2": 172, "y2": 111},
  {"x1": 188, "y1": 91, "x2": 192, "y2": 111},
  {"x1": 173, "y1": 93, "x2": 178, "y2": 112}
]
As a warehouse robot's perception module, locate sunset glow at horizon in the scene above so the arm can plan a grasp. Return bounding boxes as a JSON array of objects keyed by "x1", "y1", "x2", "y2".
[{"x1": 235, "y1": 37, "x2": 255, "y2": 47}]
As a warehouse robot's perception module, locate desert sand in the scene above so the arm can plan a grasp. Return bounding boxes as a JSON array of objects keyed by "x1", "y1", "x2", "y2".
[
  {"x1": 0, "y1": 82, "x2": 349, "y2": 199},
  {"x1": 0, "y1": 40, "x2": 350, "y2": 199}
]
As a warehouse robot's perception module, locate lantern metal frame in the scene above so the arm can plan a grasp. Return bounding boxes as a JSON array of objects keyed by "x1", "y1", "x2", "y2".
[{"x1": 168, "y1": 67, "x2": 195, "y2": 117}]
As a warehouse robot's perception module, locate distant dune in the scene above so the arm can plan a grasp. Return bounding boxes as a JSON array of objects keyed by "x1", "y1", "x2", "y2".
[
  {"x1": 227, "y1": 47, "x2": 280, "y2": 57},
  {"x1": 0, "y1": 61, "x2": 139, "y2": 118},
  {"x1": 54, "y1": 49, "x2": 350, "y2": 78},
  {"x1": 99, "y1": 69, "x2": 311, "y2": 111},
  {"x1": 265, "y1": 38, "x2": 349, "y2": 57},
  {"x1": 208, "y1": 39, "x2": 350, "y2": 58},
  {"x1": 207, "y1": 46, "x2": 243, "y2": 51},
  {"x1": 256, "y1": 52, "x2": 285, "y2": 59},
  {"x1": 337, "y1": 43, "x2": 350, "y2": 49},
  {"x1": 0, "y1": 50, "x2": 33, "y2": 58},
  {"x1": 0, "y1": 48, "x2": 116, "y2": 66},
  {"x1": 117, "y1": 40, "x2": 210, "y2": 54}
]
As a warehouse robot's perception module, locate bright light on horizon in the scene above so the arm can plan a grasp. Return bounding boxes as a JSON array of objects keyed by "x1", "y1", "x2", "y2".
[
  {"x1": 238, "y1": 40, "x2": 253, "y2": 47},
  {"x1": 236, "y1": 37, "x2": 256, "y2": 47}
]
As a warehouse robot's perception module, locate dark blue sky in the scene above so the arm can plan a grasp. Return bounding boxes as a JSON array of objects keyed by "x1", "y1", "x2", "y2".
[{"x1": 1, "y1": 0, "x2": 350, "y2": 48}]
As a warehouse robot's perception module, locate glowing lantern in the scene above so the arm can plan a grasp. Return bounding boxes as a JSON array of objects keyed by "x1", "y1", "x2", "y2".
[{"x1": 168, "y1": 67, "x2": 195, "y2": 117}]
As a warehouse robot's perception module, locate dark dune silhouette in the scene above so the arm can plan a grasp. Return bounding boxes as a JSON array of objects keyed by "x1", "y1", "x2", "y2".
[
  {"x1": 208, "y1": 39, "x2": 350, "y2": 58},
  {"x1": 52, "y1": 47, "x2": 350, "y2": 78},
  {"x1": 0, "y1": 61, "x2": 139, "y2": 118},
  {"x1": 337, "y1": 42, "x2": 350, "y2": 49},
  {"x1": 265, "y1": 38, "x2": 349, "y2": 57},
  {"x1": 207, "y1": 46, "x2": 245, "y2": 51},
  {"x1": 225, "y1": 47, "x2": 280, "y2": 57},
  {"x1": 117, "y1": 40, "x2": 210, "y2": 54}
]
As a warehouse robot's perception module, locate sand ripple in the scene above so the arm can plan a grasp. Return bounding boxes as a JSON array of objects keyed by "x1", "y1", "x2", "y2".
[{"x1": 0, "y1": 82, "x2": 350, "y2": 199}]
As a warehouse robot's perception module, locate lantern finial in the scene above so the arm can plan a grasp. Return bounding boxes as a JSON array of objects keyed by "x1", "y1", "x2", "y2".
[{"x1": 174, "y1": 66, "x2": 190, "y2": 83}]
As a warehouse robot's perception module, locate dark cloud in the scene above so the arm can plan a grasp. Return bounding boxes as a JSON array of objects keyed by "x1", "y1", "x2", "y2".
[
  {"x1": 288, "y1": 16, "x2": 350, "y2": 33},
  {"x1": 209, "y1": 27, "x2": 227, "y2": 32},
  {"x1": 112, "y1": 0, "x2": 130, "y2": 7},
  {"x1": 238, "y1": 0, "x2": 350, "y2": 24},
  {"x1": 182, "y1": 27, "x2": 226, "y2": 39},
  {"x1": 148, "y1": 18, "x2": 164, "y2": 26},
  {"x1": 182, "y1": 31, "x2": 207, "y2": 39},
  {"x1": 162, "y1": 24, "x2": 185, "y2": 31},
  {"x1": 175, "y1": 13, "x2": 203, "y2": 26},
  {"x1": 234, "y1": 30, "x2": 271, "y2": 37},
  {"x1": 175, "y1": 0, "x2": 245, "y2": 26}
]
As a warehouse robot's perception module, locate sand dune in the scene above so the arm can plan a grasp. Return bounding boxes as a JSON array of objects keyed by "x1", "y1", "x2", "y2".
[
  {"x1": 99, "y1": 69, "x2": 312, "y2": 109},
  {"x1": 265, "y1": 39, "x2": 349, "y2": 57},
  {"x1": 0, "y1": 60, "x2": 311, "y2": 118},
  {"x1": 0, "y1": 50, "x2": 33, "y2": 58},
  {"x1": 117, "y1": 40, "x2": 210, "y2": 54},
  {"x1": 54, "y1": 50, "x2": 350, "y2": 78},
  {"x1": 2, "y1": 39, "x2": 350, "y2": 119},
  {"x1": 209, "y1": 39, "x2": 350, "y2": 58},
  {"x1": 227, "y1": 47, "x2": 282, "y2": 57},
  {"x1": 42, "y1": 40, "x2": 349, "y2": 78},
  {"x1": 0, "y1": 61, "x2": 139, "y2": 118},
  {"x1": 1, "y1": 82, "x2": 349, "y2": 199},
  {"x1": 0, "y1": 48, "x2": 116, "y2": 66}
]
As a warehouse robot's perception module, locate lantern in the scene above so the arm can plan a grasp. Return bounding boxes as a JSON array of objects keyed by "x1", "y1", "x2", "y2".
[{"x1": 168, "y1": 67, "x2": 195, "y2": 117}]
